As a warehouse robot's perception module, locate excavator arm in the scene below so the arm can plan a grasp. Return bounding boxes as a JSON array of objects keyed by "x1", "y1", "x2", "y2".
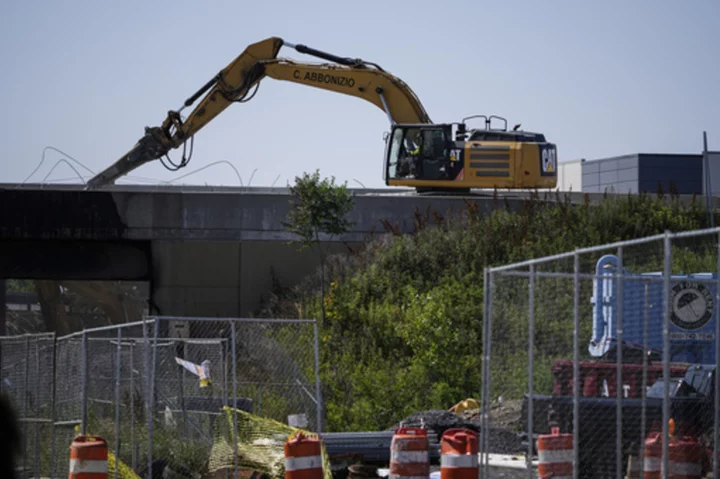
[{"x1": 85, "y1": 37, "x2": 431, "y2": 189}]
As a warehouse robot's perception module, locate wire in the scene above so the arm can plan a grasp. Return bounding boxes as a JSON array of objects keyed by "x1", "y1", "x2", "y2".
[
  {"x1": 160, "y1": 134, "x2": 195, "y2": 171},
  {"x1": 162, "y1": 160, "x2": 244, "y2": 186},
  {"x1": 247, "y1": 168, "x2": 258, "y2": 186},
  {"x1": 41, "y1": 159, "x2": 86, "y2": 185},
  {"x1": 271, "y1": 174, "x2": 281, "y2": 187},
  {"x1": 18, "y1": 144, "x2": 265, "y2": 188},
  {"x1": 236, "y1": 82, "x2": 260, "y2": 103},
  {"x1": 16, "y1": 146, "x2": 96, "y2": 188},
  {"x1": 36, "y1": 176, "x2": 91, "y2": 183}
]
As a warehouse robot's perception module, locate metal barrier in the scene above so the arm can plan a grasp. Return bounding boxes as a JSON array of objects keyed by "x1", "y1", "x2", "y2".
[
  {"x1": 0, "y1": 332, "x2": 55, "y2": 478},
  {"x1": 481, "y1": 227, "x2": 720, "y2": 479},
  {"x1": 0, "y1": 315, "x2": 320, "y2": 479}
]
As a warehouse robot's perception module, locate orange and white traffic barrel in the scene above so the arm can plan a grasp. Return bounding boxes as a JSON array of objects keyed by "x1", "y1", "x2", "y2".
[
  {"x1": 643, "y1": 431, "x2": 662, "y2": 478},
  {"x1": 668, "y1": 435, "x2": 704, "y2": 478},
  {"x1": 284, "y1": 432, "x2": 324, "y2": 479},
  {"x1": 389, "y1": 427, "x2": 430, "y2": 479},
  {"x1": 643, "y1": 418, "x2": 705, "y2": 478},
  {"x1": 440, "y1": 428, "x2": 478, "y2": 479},
  {"x1": 68, "y1": 435, "x2": 108, "y2": 479},
  {"x1": 536, "y1": 427, "x2": 573, "y2": 479}
]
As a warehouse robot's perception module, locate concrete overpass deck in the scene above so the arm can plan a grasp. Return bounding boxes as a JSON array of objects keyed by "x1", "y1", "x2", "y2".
[
  {"x1": 1, "y1": 183, "x2": 712, "y2": 318},
  {"x1": 0, "y1": 183, "x2": 582, "y2": 243}
]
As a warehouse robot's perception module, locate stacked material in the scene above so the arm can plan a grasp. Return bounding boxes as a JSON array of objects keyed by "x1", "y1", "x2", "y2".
[{"x1": 320, "y1": 431, "x2": 441, "y2": 464}]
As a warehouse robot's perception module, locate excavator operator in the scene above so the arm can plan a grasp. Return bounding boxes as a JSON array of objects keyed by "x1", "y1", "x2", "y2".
[
  {"x1": 396, "y1": 128, "x2": 458, "y2": 181},
  {"x1": 395, "y1": 128, "x2": 422, "y2": 179}
]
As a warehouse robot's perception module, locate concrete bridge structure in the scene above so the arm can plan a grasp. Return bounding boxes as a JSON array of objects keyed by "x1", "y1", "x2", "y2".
[{"x1": 0, "y1": 183, "x2": 706, "y2": 324}]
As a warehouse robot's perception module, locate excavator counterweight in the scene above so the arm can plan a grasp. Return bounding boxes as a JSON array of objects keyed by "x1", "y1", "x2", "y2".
[{"x1": 86, "y1": 37, "x2": 557, "y2": 192}]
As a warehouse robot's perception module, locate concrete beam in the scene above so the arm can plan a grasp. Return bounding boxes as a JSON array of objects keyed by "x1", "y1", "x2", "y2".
[
  {"x1": 3, "y1": 184, "x2": 713, "y2": 244},
  {"x1": 0, "y1": 240, "x2": 151, "y2": 281}
]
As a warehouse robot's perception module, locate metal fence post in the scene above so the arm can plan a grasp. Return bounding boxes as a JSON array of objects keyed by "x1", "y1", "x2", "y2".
[
  {"x1": 616, "y1": 246, "x2": 624, "y2": 479},
  {"x1": 114, "y1": 328, "x2": 122, "y2": 479},
  {"x1": 150, "y1": 318, "x2": 160, "y2": 479},
  {"x1": 222, "y1": 338, "x2": 228, "y2": 408},
  {"x1": 33, "y1": 340, "x2": 40, "y2": 479},
  {"x1": 231, "y1": 319, "x2": 239, "y2": 474},
  {"x1": 480, "y1": 267, "x2": 487, "y2": 476},
  {"x1": 662, "y1": 231, "x2": 671, "y2": 479},
  {"x1": 526, "y1": 264, "x2": 535, "y2": 479},
  {"x1": 50, "y1": 334, "x2": 58, "y2": 479},
  {"x1": 482, "y1": 269, "x2": 495, "y2": 479},
  {"x1": 23, "y1": 334, "x2": 30, "y2": 473},
  {"x1": 130, "y1": 340, "x2": 136, "y2": 471},
  {"x1": 177, "y1": 338, "x2": 188, "y2": 434},
  {"x1": 313, "y1": 320, "x2": 323, "y2": 433},
  {"x1": 479, "y1": 266, "x2": 489, "y2": 472},
  {"x1": 640, "y1": 279, "x2": 650, "y2": 476},
  {"x1": 715, "y1": 231, "x2": 720, "y2": 479},
  {"x1": 81, "y1": 331, "x2": 88, "y2": 435},
  {"x1": 573, "y1": 251, "x2": 580, "y2": 479}
]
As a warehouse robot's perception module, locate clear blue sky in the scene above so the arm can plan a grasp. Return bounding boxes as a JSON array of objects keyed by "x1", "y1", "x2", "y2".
[{"x1": 1, "y1": 0, "x2": 718, "y2": 188}]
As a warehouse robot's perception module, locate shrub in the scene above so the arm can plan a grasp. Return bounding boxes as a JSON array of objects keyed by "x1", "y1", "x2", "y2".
[{"x1": 260, "y1": 191, "x2": 716, "y2": 431}]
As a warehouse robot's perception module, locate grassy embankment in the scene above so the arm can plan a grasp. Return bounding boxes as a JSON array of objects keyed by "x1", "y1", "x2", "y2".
[{"x1": 259, "y1": 190, "x2": 720, "y2": 432}]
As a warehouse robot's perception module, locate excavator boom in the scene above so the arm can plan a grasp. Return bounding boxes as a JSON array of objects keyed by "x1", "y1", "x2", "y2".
[
  {"x1": 85, "y1": 37, "x2": 430, "y2": 189},
  {"x1": 262, "y1": 61, "x2": 430, "y2": 125}
]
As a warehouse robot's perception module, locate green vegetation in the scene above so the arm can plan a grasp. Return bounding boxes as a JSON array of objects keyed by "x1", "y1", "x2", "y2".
[
  {"x1": 268, "y1": 188, "x2": 720, "y2": 432},
  {"x1": 6, "y1": 279, "x2": 34, "y2": 292},
  {"x1": 283, "y1": 169, "x2": 354, "y2": 322}
]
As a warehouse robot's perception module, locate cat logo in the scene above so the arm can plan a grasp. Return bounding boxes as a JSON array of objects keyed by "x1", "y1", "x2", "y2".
[
  {"x1": 449, "y1": 148, "x2": 462, "y2": 163},
  {"x1": 540, "y1": 145, "x2": 557, "y2": 176}
]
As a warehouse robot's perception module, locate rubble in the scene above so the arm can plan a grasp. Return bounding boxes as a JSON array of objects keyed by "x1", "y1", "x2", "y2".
[
  {"x1": 387, "y1": 409, "x2": 479, "y2": 436},
  {"x1": 388, "y1": 399, "x2": 525, "y2": 455}
]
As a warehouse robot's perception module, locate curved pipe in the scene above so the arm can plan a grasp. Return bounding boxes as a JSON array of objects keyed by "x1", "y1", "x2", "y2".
[{"x1": 589, "y1": 254, "x2": 619, "y2": 356}]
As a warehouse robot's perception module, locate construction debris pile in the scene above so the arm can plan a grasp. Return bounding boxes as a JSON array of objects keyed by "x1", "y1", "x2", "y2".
[{"x1": 387, "y1": 399, "x2": 525, "y2": 455}]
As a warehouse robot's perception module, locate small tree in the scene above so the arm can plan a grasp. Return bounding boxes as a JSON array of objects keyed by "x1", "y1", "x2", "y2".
[{"x1": 283, "y1": 170, "x2": 355, "y2": 322}]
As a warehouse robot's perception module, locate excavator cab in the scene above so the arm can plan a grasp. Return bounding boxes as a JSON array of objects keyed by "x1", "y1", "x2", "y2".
[{"x1": 385, "y1": 124, "x2": 459, "y2": 183}]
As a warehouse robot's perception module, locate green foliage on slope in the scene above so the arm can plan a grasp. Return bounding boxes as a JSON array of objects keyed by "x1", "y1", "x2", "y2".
[{"x1": 264, "y1": 190, "x2": 719, "y2": 432}]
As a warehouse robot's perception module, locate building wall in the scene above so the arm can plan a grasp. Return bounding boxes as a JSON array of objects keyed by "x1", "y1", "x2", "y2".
[
  {"x1": 580, "y1": 153, "x2": 705, "y2": 195},
  {"x1": 638, "y1": 154, "x2": 703, "y2": 194},
  {"x1": 582, "y1": 154, "x2": 639, "y2": 194},
  {"x1": 557, "y1": 160, "x2": 584, "y2": 191}
]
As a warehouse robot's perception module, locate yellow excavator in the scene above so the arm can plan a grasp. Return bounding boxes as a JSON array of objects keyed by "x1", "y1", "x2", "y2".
[{"x1": 86, "y1": 37, "x2": 557, "y2": 192}]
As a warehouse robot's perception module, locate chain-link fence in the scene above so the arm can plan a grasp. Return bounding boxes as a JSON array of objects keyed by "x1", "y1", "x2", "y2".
[
  {"x1": 142, "y1": 316, "x2": 322, "y2": 478},
  {"x1": 53, "y1": 321, "x2": 156, "y2": 478},
  {"x1": 0, "y1": 315, "x2": 321, "y2": 479},
  {"x1": 0, "y1": 333, "x2": 56, "y2": 478},
  {"x1": 482, "y1": 227, "x2": 720, "y2": 478}
]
